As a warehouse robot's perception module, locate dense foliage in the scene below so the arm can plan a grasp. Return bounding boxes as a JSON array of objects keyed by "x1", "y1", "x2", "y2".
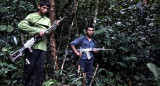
[{"x1": 0, "y1": 0, "x2": 160, "y2": 86}]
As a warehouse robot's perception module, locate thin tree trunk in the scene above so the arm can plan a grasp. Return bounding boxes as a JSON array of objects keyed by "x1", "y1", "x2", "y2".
[
  {"x1": 49, "y1": 0, "x2": 59, "y2": 71},
  {"x1": 129, "y1": 79, "x2": 132, "y2": 86},
  {"x1": 93, "y1": 0, "x2": 99, "y2": 24}
]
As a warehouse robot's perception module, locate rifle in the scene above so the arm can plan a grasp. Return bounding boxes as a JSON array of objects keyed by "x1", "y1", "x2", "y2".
[
  {"x1": 66, "y1": 47, "x2": 114, "y2": 60},
  {"x1": 9, "y1": 16, "x2": 66, "y2": 62}
]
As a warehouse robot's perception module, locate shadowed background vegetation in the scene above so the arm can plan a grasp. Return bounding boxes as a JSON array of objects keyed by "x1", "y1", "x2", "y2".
[{"x1": 0, "y1": 0, "x2": 160, "y2": 86}]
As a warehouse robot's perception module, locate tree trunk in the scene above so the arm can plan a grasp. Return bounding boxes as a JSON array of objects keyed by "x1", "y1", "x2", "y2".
[{"x1": 49, "y1": 0, "x2": 59, "y2": 71}]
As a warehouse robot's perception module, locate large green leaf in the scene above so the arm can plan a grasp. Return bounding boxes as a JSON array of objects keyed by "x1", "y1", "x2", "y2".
[
  {"x1": 6, "y1": 25, "x2": 14, "y2": 32},
  {"x1": 0, "y1": 7, "x2": 8, "y2": 13},
  {"x1": 147, "y1": 63, "x2": 160, "y2": 79},
  {"x1": 0, "y1": 25, "x2": 14, "y2": 32},
  {"x1": 0, "y1": 25, "x2": 7, "y2": 31}
]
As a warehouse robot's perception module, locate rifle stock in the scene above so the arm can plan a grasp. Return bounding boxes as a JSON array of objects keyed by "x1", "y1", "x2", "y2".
[
  {"x1": 9, "y1": 37, "x2": 35, "y2": 62},
  {"x1": 9, "y1": 49, "x2": 23, "y2": 62}
]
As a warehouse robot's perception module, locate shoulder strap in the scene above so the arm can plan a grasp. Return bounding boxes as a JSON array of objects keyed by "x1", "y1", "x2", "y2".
[{"x1": 24, "y1": 16, "x2": 43, "y2": 26}]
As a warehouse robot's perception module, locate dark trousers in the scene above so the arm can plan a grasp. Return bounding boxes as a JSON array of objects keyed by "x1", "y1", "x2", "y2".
[
  {"x1": 22, "y1": 49, "x2": 46, "y2": 86},
  {"x1": 78, "y1": 59, "x2": 93, "y2": 85}
]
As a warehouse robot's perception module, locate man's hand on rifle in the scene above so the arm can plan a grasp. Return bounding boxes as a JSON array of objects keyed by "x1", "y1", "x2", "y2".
[
  {"x1": 71, "y1": 45, "x2": 82, "y2": 58},
  {"x1": 39, "y1": 30, "x2": 45, "y2": 37},
  {"x1": 56, "y1": 20, "x2": 60, "y2": 26},
  {"x1": 76, "y1": 51, "x2": 82, "y2": 58},
  {"x1": 93, "y1": 49, "x2": 98, "y2": 53}
]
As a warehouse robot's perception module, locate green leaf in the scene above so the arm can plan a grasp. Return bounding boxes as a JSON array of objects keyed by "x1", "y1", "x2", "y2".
[
  {"x1": 123, "y1": 56, "x2": 138, "y2": 61},
  {"x1": 105, "y1": 34, "x2": 110, "y2": 39},
  {"x1": 8, "y1": 64, "x2": 17, "y2": 70},
  {"x1": 13, "y1": 0, "x2": 18, "y2": 3},
  {"x1": 94, "y1": 29, "x2": 104, "y2": 35},
  {"x1": 119, "y1": 46, "x2": 127, "y2": 51},
  {"x1": 129, "y1": 56, "x2": 137, "y2": 61},
  {"x1": 2, "y1": 47, "x2": 7, "y2": 52},
  {"x1": 0, "y1": 0, "x2": 7, "y2": 2},
  {"x1": 107, "y1": 28, "x2": 114, "y2": 32},
  {"x1": 117, "y1": 62, "x2": 127, "y2": 68},
  {"x1": 138, "y1": 41, "x2": 144, "y2": 47},
  {"x1": 0, "y1": 7, "x2": 8, "y2": 13},
  {"x1": 145, "y1": 39, "x2": 151, "y2": 45},
  {"x1": 0, "y1": 70, "x2": 6, "y2": 78},
  {"x1": 0, "y1": 25, "x2": 7, "y2": 31},
  {"x1": 2, "y1": 68, "x2": 10, "y2": 74},
  {"x1": 108, "y1": 71, "x2": 114, "y2": 77},
  {"x1": 6, "y1": 25, "x2": 14, "y2": 32},
  {"x1": 147, "y1": 63, "x2": 160, "y2": 79},
  {"x1": 0, "y1": 39, "x2": 5, "y2": 46}
]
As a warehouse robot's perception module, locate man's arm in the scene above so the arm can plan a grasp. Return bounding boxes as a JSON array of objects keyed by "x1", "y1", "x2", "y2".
[
  {"x1": 18, "y1": 19, "x2": 41, "y2": 34},
  {"x1": 70, "y1": 36, "x2": 85, "y2": 57},
  {"x1": 18, "y1": 14, "x2": 49, "y2": 36},
  {"x1": 70, "y1": 45, "x2": 82, "y2": 57},
  {"x1": 18, "y1": 20, "x2": 45, "y2": 37}
]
